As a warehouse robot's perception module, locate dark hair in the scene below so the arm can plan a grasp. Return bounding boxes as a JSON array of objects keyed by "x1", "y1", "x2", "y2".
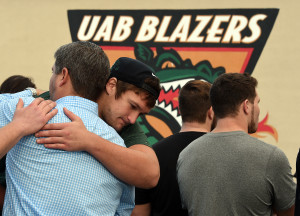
[
  {"x1": 0, "y1": 75, "x2": 36, "y2": 93},
  {"x1": 179, "y1": 80, "x2": 212, "y2": 123},
  {"x1": 210, "y1": 73, "x2": 258, "y2": 118},
  {"x1": 115, "y1": 76, "x2": 161, "y2": 108},
  {"x1": 54, "y1": 41, "x2": 110, "y2": 101}
]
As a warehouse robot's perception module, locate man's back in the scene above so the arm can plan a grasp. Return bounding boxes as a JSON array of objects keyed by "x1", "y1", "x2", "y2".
[
  {"x1": 136, "y1": 132, "x2": 205, "y2": 216},
  {"x1": 177, "y1": 131, "x2": 295, "y2": 216},
  {"x1": 0, "y1": 95, "x2": 134, "y2": 215}
]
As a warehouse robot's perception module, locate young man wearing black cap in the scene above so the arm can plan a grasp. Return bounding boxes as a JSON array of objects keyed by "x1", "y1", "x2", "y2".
[{"x1": 35, "y1": 57, "x2": 161, "y2": 189}]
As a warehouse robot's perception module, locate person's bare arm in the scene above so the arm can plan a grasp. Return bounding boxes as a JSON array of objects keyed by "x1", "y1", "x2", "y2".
[
  {"x1": 35, "y1": 107, "x2": 159, "y2": 188},
  {"x1": 273, "y1": 205, "x2": 294, "y2": 216},
  {"x1": 131, "y1": 203, "x2": 151, "y2": 216},
  {"x1": 0, "y1": 98, "x2": 57, "y2": 158}
]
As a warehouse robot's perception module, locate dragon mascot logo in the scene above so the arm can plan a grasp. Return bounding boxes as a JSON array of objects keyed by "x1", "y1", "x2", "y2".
[{"x1": 68, "y1": 9, "x2": 279, "y2": 145}]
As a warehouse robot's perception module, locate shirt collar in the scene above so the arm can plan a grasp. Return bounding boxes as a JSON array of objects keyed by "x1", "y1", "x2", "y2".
[{"x1": 56, "y1": 96, "x2": 98, "y2": 115}]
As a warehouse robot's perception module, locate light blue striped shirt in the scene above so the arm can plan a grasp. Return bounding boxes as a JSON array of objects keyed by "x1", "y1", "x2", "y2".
[{"x1": 0, "y1": 91, "x2": 134, "y2": 215}]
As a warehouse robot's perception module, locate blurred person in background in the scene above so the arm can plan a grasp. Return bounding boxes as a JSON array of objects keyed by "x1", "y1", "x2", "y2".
[
  {"x1": 0, "y1": 75, "x2": 36, "y2": 94},
  {"x1": 0, "y1": 75, "x2": 37, "y2": 212}
]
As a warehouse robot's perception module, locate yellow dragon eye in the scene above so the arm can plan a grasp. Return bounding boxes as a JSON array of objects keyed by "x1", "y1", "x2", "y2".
[{"x1": 161, "y1": 61, "x2": 176, "y2": 69}]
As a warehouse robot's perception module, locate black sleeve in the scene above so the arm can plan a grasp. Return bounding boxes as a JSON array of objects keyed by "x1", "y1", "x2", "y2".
[{"x1": 135, "y1": 187, "x2": 152, "y2": 205}]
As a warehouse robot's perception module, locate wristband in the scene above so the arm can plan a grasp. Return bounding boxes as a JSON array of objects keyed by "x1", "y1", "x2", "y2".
[{"x1": 26, "y1": 87, "x2": 37, "y2": 96}]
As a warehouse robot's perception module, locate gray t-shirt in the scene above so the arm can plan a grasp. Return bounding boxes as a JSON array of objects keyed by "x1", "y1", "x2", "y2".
[{"x1": 177, "y1": 131, "x2": 296, "y2": 216}]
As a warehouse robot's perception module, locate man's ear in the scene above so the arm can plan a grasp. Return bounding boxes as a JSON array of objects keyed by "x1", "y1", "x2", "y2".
[
  {"x1": 208, "y1": 106, "x2": 214, "y2": 120},
  {"x1": 242, "y1": 99, "x2": 250, "y2": 114},
  {"x1": 105, "y1": 77, "x2": 117, "y2": 95},
  {"x1": 58, "y1": 67, "x2": 69, "y2": 87}
]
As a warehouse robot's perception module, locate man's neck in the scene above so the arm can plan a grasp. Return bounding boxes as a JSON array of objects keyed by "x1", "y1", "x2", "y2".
[
  {"x1": 96, "y1": 94, "x2": 106, "y2": 118},
  {"x1": 180, "y1": 122, "x2": 210, "y2": 133},
  {"x1": 53, "y1": 87, "x2": 79, "y2": 101},
  {"x1": 212, "y1": 116, "x2": 248, "y2": 133}
]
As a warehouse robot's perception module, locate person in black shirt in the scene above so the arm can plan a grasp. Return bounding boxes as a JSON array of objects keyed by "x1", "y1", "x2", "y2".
[{"x1": 132, "y1": 80, "x2": 215, "y2": 216}]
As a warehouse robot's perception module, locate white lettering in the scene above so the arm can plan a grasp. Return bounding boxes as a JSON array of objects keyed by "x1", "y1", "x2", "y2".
[
  {"x1": 242, "y1": 14, "x2": 267, "y2": 43},
  {"x1": 77, "y1": 16, "x2": 101, "y2": 41},
  {"x1": 187, "y1": 15, "x2": 213, "y2": 42},
  {"x1": 169, "y1": 15, "x2": 191, "y2": 42},
  {"x1": 93, "y1": 16, "x2": 114, "y2": 41},
  {"x1": 111, "y1": 16, "x2": 134, "y2": 42},
  {"x1": 206, "y1": 15, "x2": 231, "y2": 43},
  {"x1": 136, "y1": 16, "x2": 159, "y2": 42},
  {"x1": 222, "y1": 15, "x2": 248, "y2": 43},
  {"x1": 154, "y1": 16, "x2": 172, "y2": 42},
  {"x1": 77, "y1": 13, "x2": 267, "y2": 44}
]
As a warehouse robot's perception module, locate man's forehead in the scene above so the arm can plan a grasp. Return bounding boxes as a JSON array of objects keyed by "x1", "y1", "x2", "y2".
[
  {"x1": 255, "y1": 90, "x2": 260, "y2": 98},
  {"x1": 253, "y1": 90, "x2": 260, "y2": 103},
  {"x1": 126, "y1": 91, "x2": 151, "y2": 112}
]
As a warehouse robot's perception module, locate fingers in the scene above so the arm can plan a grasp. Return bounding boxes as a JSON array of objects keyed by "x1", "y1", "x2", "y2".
[
  {"x1": 29, "y1": 97, "x2": 44, "y2": 107},
  {"x1": 63, "y1": 107, "x2": 81, "y2": 122},
  {"x1": 32, "y1": 99, "x2": 57, "y2": 123},
  {"x1": 35, "y1": 129, "x2": 64, "y2": 138},
  {"x1": 27, "y1": 98, "x2": 56, "y2": 117},
  {"x1": 44, "y1": 144, "x2": 68, "y2": 151},
  {"x1": 36, "y1": 136, "x2": 64, "y2": 144},
  {"x1": 39, "y1": 100, "x2": 57, "y2": 113},
  {"x1": 36, "y1": 137, "x2": 69, "y2": 151},
  {"x1": 16, "y1": 98, "x2": 24, "y2": 109},
  {"x1": 40, "y1": 122, "x2": 69, "y2": 131},
  {"x1": 45, "y1": 108, "x2": 58, "y2": 123}
]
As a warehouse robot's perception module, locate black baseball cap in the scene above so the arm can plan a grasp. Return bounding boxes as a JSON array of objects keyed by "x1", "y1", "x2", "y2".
[{"x1": 109, "y1": 57, "x2": 160, "y2": 99}]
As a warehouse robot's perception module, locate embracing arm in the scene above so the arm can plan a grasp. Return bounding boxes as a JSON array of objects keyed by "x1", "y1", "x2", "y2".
[
  {"x1": 0, "y1": 98, "x2": 57, "y2": 158},
  {"x1": 35, "y1": 108, "x2": 159, "y2": 188},
  {"x1": 273, "y1": 205, "x2": 294, "y2": 216},
  {"x1": 131, "y1": 203, "x2": 151, "y2": 216},
  {"x1": 131, "y1": 183, "x2": 152, "y2": 215},
  {"x1": 81, "y1": 136, "x2": 159, "y2": 188}
]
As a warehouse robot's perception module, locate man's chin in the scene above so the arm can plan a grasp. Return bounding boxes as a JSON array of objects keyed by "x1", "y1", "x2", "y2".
[
  {"x1": 248, "y1": 126, "x2": 258, "y2": 134},
  {"x1": 114, "y1": 120, "x2": 131, "y2": 132},
  {"x1": 115, "y1": 124, "x2": 125, "y2": 132}
]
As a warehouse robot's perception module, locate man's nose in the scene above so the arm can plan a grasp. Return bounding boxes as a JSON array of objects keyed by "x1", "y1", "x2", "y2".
[{"x1": 128, "y1": 112, "x2": 140, "y2": 124}]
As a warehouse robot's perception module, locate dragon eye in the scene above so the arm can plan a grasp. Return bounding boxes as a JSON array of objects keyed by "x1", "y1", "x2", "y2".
[{"x1": 161, "y1": 61, "x2": 176, "y2": 69}]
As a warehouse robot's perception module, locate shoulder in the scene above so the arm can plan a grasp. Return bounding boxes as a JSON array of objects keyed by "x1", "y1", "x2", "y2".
[
  {"x1": 0, "y1": 89, "x2": 33, "y2": 101},
  {"x1": 94, "y1": 117, "x2": 125, "y2": 147},
  {"x1": 154, "y1": 132, "x2": 205, "y2": 147},
  {"x1": 0, "y1": 97, "x2": 35, "y2": 126},
  {"x1": 266, "y1": 146, "x2": 290, "y2": 167},
  {"x1": 0, "y1": 96, "x2": 34, "y2": 110},
  {"x1": 243, "y1": 134, "x2": 279, "y2": 154},
  {"x1": 121, "y1": 121, "x2": 144, "y2": 134},
  {"x1": 120, "y1": 122, "x2": 149, "y2": 147},
  {"x1": 37, "y1": 91, "x2": 50, "y2": 100}
]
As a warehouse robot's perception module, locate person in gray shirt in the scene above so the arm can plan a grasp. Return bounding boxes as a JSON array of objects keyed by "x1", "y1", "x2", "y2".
[{"x1": 177, "y1": 73, "x2": 295, "y2": 216}]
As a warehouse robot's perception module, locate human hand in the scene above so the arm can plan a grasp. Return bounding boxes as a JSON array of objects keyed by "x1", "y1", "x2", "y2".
[
  {"x1": 35, "y1": 107, "x2": 89, "y2": 152},
  {"x1": 12, "y1": 98, "x2": 57, "y2": 137},
  {"x1": 36, "y1": 89, "x2": 46, "y2": 96}
]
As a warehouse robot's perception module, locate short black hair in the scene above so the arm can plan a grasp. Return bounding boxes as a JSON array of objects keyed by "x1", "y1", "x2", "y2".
[
  {"x1": 54, "y1": 41, "x2": 110, "y2": 102},
  {"x1": 179, "y1": 80, "x2": 211, "y2": 123},
  {"x1": 210, "y1": 73, "x2": 258, "y2": 118}
]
